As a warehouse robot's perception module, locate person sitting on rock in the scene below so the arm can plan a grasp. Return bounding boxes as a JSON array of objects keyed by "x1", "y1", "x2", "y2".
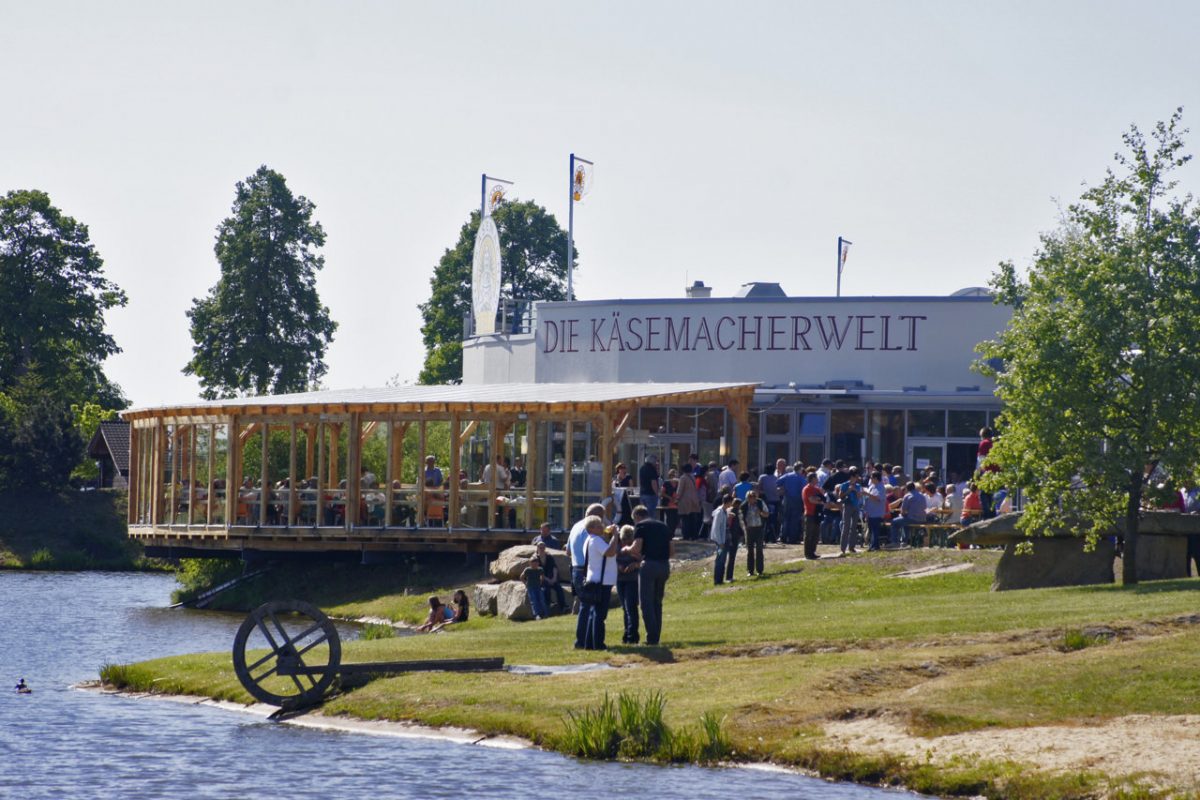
[
  {"x1": 535, "y1": 541, "x2": 566, "y2": 613},
  {"x1": 531, "y1": 522, "x2": 561, "y2": 550}
]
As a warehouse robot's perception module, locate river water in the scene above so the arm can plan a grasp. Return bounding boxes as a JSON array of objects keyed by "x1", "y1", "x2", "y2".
[{"x1": 0, "y1": 571, "x2": 907, "y2": 799}]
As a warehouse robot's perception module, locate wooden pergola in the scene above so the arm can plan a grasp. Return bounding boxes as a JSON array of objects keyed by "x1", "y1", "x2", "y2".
[{"x1": 122, "y1": 382, "x2": 756, "y2": 557}]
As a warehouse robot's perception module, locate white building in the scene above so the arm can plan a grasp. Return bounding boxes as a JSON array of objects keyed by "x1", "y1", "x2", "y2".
[{"x1": 463, "y1": 282, "x2": 1012, "y2": 482}]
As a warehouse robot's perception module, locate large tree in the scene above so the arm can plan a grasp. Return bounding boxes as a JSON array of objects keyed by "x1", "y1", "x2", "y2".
[
  {"x1": 184, "y1": 166, "x2": 337, "y2": 399},
  {"x1": 0, "y1": 189, "x2": 127, "y2": 408},
  {"x1": 977, "y1": 109, "x2": 1200, "y2": 584},
  {"x1": 418, "y1": 200, "x2": 572, "y2": 384}
]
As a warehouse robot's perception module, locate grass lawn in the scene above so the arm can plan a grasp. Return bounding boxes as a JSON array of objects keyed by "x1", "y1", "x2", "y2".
[{"x1": 104, "y1": 545, "x2": 1200, "y2": 798}]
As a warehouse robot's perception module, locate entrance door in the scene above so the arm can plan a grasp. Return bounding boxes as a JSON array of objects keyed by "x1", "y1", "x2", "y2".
[
  {"x1": 762, "y1": 440, "x2": 791, "y2": 473},
  {"x1": 640, "y1": 435, "x2": 695, "y2": 478},
  {"x1": 908, "y1": 440, "x2": 945, "y2": 483},
  {"x1": 798, "y1": 438, "x2": 825, "y2": 469}
]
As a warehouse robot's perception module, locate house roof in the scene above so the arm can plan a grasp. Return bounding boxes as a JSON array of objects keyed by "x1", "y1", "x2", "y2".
[
  {"x1": 122, "y1": 382, "x2": 759, "y2": 422},
  {"x1": 87, "y1": 420, "x2": 131, "y2": 473}
]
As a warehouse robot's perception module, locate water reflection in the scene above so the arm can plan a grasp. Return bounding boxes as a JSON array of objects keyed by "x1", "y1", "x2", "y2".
[{"x1": 0, "y1": 571, "x2": 904, "y2": 799}]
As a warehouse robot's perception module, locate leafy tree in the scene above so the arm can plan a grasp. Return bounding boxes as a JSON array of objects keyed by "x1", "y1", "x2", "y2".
[
  {"x1": 184, "y1": 166, "x2": 337, "y2": 399},
  {"x1": 418, "y1": 200, "x2": 572, "y2": 384},
  {"x1": 0, "y1": 374, "x2": 85, "y2": 491},
  {"x1": 70, "y1": 402, "x2": 117, "y2": 484},
  {"x1": 0, "y1": 189, "x2": 127, "y2": 408},
  {"x1": 977, "y1": 109, "x2": 1200, "y2": 584}
]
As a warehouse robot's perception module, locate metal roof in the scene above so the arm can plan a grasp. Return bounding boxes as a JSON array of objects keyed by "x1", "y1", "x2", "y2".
[{"x1": 124, "y1": 382, "x2": 758, "y2": 419}]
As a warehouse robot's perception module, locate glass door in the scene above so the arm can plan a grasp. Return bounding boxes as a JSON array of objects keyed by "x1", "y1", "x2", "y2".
[
  {"x1": 639, "y1": 435, "x2": 695, "y2": 477},
  {"x1": 907, "y1": 440, "x2": 945, "y2": 483},
  {"x1": 798, "y1": 439, "x2": 825, "y2": 469}
]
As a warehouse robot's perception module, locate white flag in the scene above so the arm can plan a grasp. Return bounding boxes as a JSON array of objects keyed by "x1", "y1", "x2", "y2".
[{"x1": 839, "y1": 239, "x2": 852, "y2": 269}]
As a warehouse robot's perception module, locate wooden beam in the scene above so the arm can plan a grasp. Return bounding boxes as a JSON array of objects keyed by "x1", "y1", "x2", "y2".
[
  {"x1": 384, "y1": 420, "x2": 394, "y2": 527},
  {"x1": 304, "y1": 424, "x2": 316, "y2": 478},
  {"x1": 460, "y1": 419, "x2": 479, "y2": 441},
  {"x1": 449, "y1": 413, "x2": 461, "y2": 528},
  {"x1": 524, "y1": 419, "x2": 536, "y2": 530},
  {"x1": 225, "y1": 416, "x2": 238, "y2": 527},
  {"x1": 288, "y1": 422, "x2": 298, "y2": 527},
  {"x1": 601, "y1": 412, "x2": 614, "y2": 520},
  {"x1": 417, "y1": 418, "x2": 427, "y2": 525},
  {"x1": 206, "y1": 423, "x2": 215, "y2": 527},
  {"x1": 347, "y1": 412, "x2": 361, "y2": 530},
  {"x1": 564, "y1": 420, "x2": 574, "y2": 529},
  {"x1": 259, "y1": 422, "x2": 269, "y2": 527},
  {"x1": 488, "y1": 422, "x2": 500, "y2": 529},
  {"x1": 315, "y1": 421, "x2": 326, "y2": 528}
]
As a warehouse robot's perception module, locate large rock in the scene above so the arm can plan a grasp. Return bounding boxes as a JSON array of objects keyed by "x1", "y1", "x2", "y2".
[
  {"x1": 993, "y1": 537, "x2": 1115, "y2": 591},
  {"x1": 497, "y1": 581, "x2": 534, "y2": 621},
  {"x1": 489, "y1": 545, "x2": 571, "y2": 581},
  {"x1": 473, "y1": 583, "x2": 500, "y2": 616}
]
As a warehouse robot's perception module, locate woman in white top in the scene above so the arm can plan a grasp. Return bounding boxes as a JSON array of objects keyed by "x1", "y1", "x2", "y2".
[{"x1": 579, "y1": 515, "x2": 619, "y2": 650}]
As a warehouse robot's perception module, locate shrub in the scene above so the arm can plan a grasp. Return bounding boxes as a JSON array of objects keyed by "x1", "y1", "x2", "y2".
[
  {"x1": 360, "y1": 623, "x2": 397, "y2": 640},
  {"x1": 561, "y1": 691, "x2": 731, "y2": 764},
  {"x1": 561, "y1": 694, "x2": 621, "y2": 759}
]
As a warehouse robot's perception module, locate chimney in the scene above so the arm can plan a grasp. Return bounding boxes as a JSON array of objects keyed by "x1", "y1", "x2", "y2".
[{"x1": 685, "y1": 280, "x2": 712, "y2": 299}]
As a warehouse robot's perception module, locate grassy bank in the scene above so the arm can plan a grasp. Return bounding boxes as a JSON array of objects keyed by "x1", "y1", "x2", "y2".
[
  {"x1": 0, "y1": 489, "x2": 158, "y2": 570},
  {"x1": 105, "y1": 546, "x2": 1200, "y2": 798}
]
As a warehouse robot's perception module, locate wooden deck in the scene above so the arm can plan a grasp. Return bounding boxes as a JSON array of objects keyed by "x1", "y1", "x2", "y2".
[{"x1": 129, "y1": 524, "x2": 535, "y2": 559}]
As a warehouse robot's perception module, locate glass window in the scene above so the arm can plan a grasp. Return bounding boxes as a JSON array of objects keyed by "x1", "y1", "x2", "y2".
[
  {"x1": 948, "y1": 410, "x2": 987, "y2": 438},
  {"x1": 640, "y1": 408, "x2": 666, "y2": 434},
  {"x1": 867, "y1": 410, "x2": 904, "y2": 466},
  {"x1": 695, "y1": 408, "x2": 724, "y2": 465},
  {"x1": 830, "y1": 410, "x2": 865, "y2": 464},
  {"x1": 907, "y1": 410, "x2": 945, "y2": 438},
  {"x1": 765, "y1": 412, "x2": 790, "y2": 435},
  {"x1": 668, "y1": 408, "x2": 695, "y2": 434},
  {"x1": 798, "y1": 413, "x2": 826, "y2": 436}
]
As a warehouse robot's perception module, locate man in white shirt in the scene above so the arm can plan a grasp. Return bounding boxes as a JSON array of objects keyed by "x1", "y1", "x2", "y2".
[
  {"x1": 579, "y1": 515, "x2": 619, "y2": 650},
  {"x1": 568, "y1": 503, "x2": 608, "y2": 647},
  {"x1": 718, "y1": 459, "x2": 739, "y2": 493}
]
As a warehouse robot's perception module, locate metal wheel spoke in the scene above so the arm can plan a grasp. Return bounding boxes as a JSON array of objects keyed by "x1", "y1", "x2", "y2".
[
  {"x1": 255, "y1": 616, "x2": 283, "y2": 653},
  {"x1": 246, "y1": 648, "x2": 280, "y2": 674},
  {"x1": 287, "y1": 673, "x2": 307, "y2": 694},
  {"x1": 267, "y1": 612, "x2": 297, "y2": 653},
  {"x1": 293, "y1": 632, "x2": 330, "y2": 660}
]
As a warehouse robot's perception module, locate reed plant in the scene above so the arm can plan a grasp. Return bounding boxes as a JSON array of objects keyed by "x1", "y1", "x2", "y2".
[{"x1": 561, "y1": 690, "x2": 730, "y2": 764}]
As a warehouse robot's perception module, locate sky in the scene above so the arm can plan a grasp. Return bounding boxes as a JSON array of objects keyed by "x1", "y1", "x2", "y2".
[{"x1": 3, "y1": 1, "x2": 1199, "y2": 408}]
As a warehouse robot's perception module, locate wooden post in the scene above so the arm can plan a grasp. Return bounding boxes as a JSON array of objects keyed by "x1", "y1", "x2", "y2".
[
  {"x1": 127, "y1": 426, "x2": 138, "y2": 523},
  {"x1": 384, "y1": 420, "x2": 394, "y2": 527},
  {"x1": 487, "y1": 422, "x2": 500, "y2": 528},
  {"x1": 259, "y1": 423, "x2": 269, "y2": 526},
  {"x1": 523, "y1": 420, "x2": 536, "y2": 531},
  {"x1": 732, "y1": 400, "x2": 750, "y2": 468},
  {"x1": 328, "y1": 423, "x2": 341, "y2": 489},
  {"x1": 187, "y1": 425, "x2": 197, "y2": 527},
  {"x1": 206, "y1": 423, "x2": 215, "y2": 527},
  {"x1": 226, "y1": 416, "x2": 238, "y2": 527},
  {"x1": 347, "y1": 412, "x2": 361, "y2": 529},
  {"x1": 601, "y1": 412, "x2": 614, "y2": 518},
  {"x1": 564, "y1": 420, "x2": 574, "y2": 527},
  {"x1": 305, "y1": 425, "x2": 316, "y2": 479},
  {"x1": 167, "y1": 425, "x2": 178, "y2": 527},
  {"x1": 155, "y1": 421, "x2": 167, "y2": 525},
  {"x1": 449, "y1": 413, "x2": 461, "y2": 528},
  {"x1": 288, "y1": 422, "x2": 298, "y2": 526},
  {"x1": 315, "y1": 421, "x2": 326, "y2": 527},
  {"x1": 417, "y1": 418, "x2": 427, "y2": 526}
]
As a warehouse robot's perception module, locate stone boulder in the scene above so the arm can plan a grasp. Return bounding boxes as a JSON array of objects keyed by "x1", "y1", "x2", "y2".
[
  {"x1": 490, "y1": 545, "x2": 571, "y2": 581},
  {"x1": 1133, "y1": 535, "x2": 1189, "y2": 582},
  {"x1": 473, "y1": 583, "x2": 500, "y2": 616},
  {"x1": 497, "y1": 581, "x2": 534, "y2": 621},
  {"x1": 993, "y1": 537, "x2": 1115, "y2": 591}
]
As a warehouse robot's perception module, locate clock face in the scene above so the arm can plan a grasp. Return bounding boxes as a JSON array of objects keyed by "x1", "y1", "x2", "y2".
[{"x1": 472, "y1": 217, "x2": 501, "y2": 335}]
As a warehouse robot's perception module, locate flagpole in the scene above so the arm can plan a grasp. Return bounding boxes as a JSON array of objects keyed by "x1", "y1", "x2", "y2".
[
  {"x1": 481, "y1": 173, "x2": 487, "y2": 221},
  {"x1": 567, "y1": 154, "x2": 575, "y2": 301},
  {"x1": 836, "y1": 236, "x2": 843, "y2": 297}
]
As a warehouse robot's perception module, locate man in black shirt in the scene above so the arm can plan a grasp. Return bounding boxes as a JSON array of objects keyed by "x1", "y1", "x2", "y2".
[
  {"x1": 821, "y1": 460, "x2": 850, "y2": 544},
  {"x1": 625, "y1": 504, "x2": 673, "y2": 646},
  {"x1": 638, "y1": 454, "x2": 661, "y2": 514}
]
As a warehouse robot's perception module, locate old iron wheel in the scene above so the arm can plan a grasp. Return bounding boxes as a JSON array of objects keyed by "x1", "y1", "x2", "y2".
[{"x1": 232, "y1": 599, "x2": 342, "y2": 707}]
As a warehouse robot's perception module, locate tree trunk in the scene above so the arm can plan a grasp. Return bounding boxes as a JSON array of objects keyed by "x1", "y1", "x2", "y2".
[{"x1": 1122, "y1": 472, "x2": 1142, "y2": 585}]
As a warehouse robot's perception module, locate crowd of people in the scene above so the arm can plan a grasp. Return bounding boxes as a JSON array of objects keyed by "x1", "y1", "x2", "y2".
[{"x1": 505, "y1": 427, "x2": 1022, "y2": 650}]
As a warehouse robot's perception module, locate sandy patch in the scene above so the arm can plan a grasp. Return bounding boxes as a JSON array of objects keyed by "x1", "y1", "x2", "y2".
[
  {"x1": 823, "y1": 714, "x2": 1200, "y2": 788},
  {"x1": 887, "y1": 562, "x2": 975, "y2": 579}
]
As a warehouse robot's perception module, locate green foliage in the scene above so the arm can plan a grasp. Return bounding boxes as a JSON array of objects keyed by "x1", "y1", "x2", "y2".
[
  {"x1": 977, "y1": 109, "x2": 1200, "y2": 583},
  {"x1": 418, "y1": 200, "x2": 572, "y2": 384},
  {"x1": 70, "y1": 402, "x2": 117, "y2": 483},
  {"x1": 562, "y1": 691, "x2": 730, "y2": 764},
  {"x1": 172, "y1": 558, "x2": 244, "y2": 604},
  {"x1": 0, "y1": 375, "x2": 85, "y2": 491},
  {"x1": 0, "y1": 189, "x2": 127, "y2": 408},
  {"x1": 184, "y1": 166, "x2": 337, "y2": 399},
  {"x1": 360, "y1": 623, "x2": 397, "y2": 640},
  {"x1": 1060, "y1": 628, "x2": 1111, "y2": 652},
  {"x1": 561, "y1": 694, "x2": 621, "y2": 759}
]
